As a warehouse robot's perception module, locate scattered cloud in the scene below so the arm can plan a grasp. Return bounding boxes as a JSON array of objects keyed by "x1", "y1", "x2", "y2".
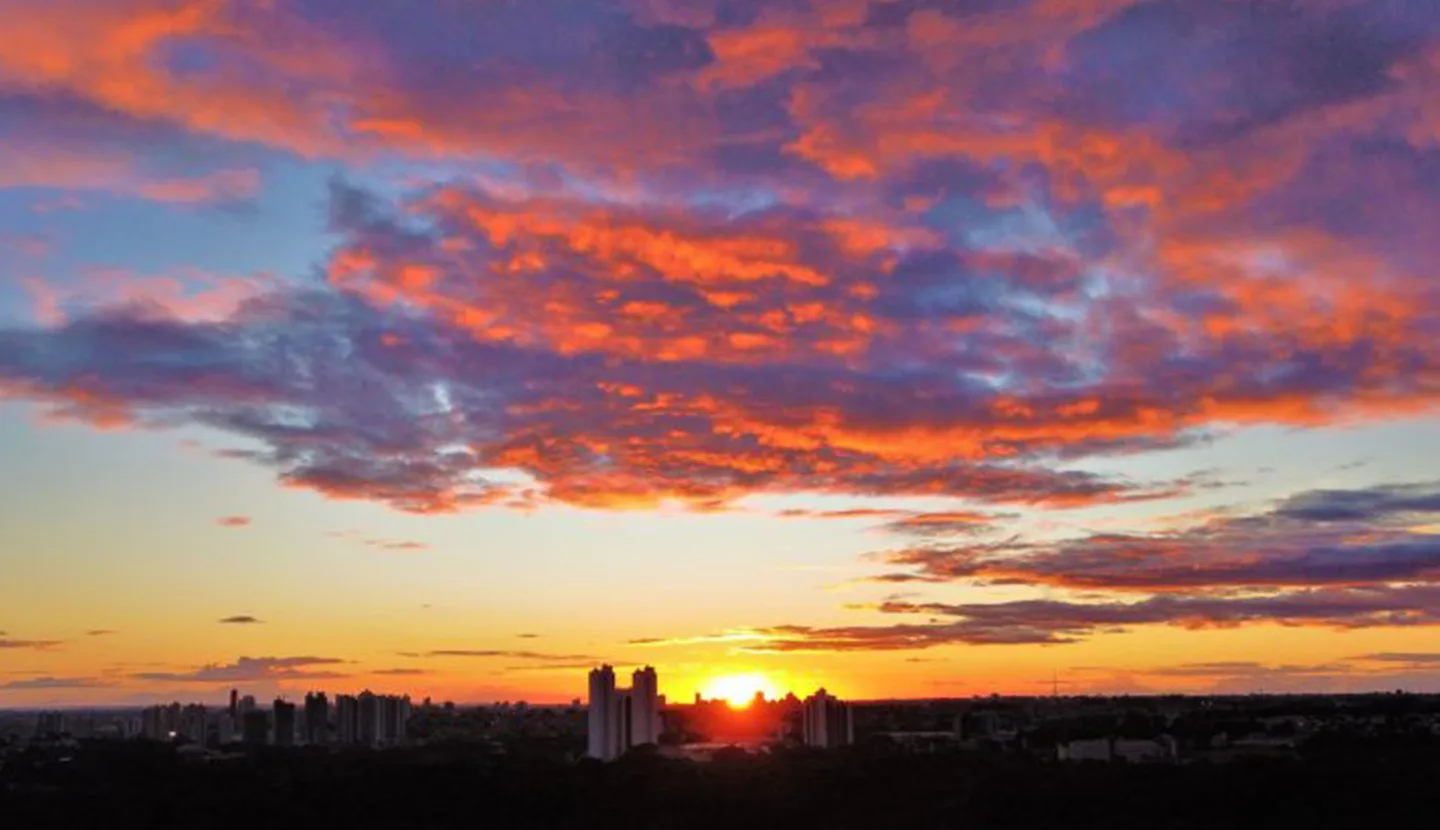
[
  {"x1": 778, "y1": 508, "x2": 1009, "y2": 537},
  {"x1": 865, "y1": 481, "x2": 1440, "y2": 593},
  {"x1": 85, "y1": 629, "x2": 117, "y2": 637},
  {"x1": 777, "y1": 508, "x2": 911, "y2": 521},
  {"x1": 1354, "y1": 653, "x2": 1440, "y2": 665},
  {"x1": 0, "y1": 639, "x2": 62, "y2": 651},
  {"x1": 218, "y1": 615, "x2": 262, "y2": 625},
  {"x1": 419, "y1": 650, "x2": 597, "y2": 662},
  {"x1": 327, "y1": 530, "x2": 430, "y2": 552},
  {"x1": 216, "y1": 516, "x2": 252, "y2": 528},
  {"x1": 878, "y1": 510, "x2": 1009, "y2": 538},
  {"x1": 502, "y1": 662, "x2": 616, "y2": 673},
  {"x1": 0, "y1": 676, "x2": 111, "y2": 690},
  {"x1": 372, "y1": 668, "x2": 429, "y2": 676},
  {"x1": 134, "y1": 656, "x2": 348, "y2": 683},
  {"x1": 363, "y1": 539, "x2": 429, "y2": 552}
]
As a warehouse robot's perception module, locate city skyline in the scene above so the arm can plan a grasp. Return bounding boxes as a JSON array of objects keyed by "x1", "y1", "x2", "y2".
[{"x1": 4, "y1": 0, "x2": 1440, "y2": 709}]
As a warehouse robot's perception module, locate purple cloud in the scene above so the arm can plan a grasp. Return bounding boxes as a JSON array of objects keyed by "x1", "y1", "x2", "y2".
[
  {"x1": 0, "y1": 2, "x2": 1434, "y2": 546},
  {"x1": 0, "y1": 676, "x2": 111, "y2": 690},
  {"x1": 133, "y1": 656, "x2": 348, "y2": 683},
  {"x1": 0, "y1": 639, "x2": 63, "y2": 650},
  {"x1": 736, "y1": 583, "x2": 1440, "y2": 651},
  {"x1": 868, "y1": 480, "x2": 1440, "y2": 592},
  {"x1": 420, "y1": 650, "x2": 596, "y2": 662}
]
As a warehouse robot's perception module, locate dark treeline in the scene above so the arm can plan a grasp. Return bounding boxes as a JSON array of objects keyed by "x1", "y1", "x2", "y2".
[{"x1": 3, "y1": 736, "x2": 1438, "y2": 829}]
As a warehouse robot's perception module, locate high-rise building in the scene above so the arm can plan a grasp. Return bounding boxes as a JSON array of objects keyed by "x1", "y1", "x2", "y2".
[
  {"x1": 587, "y1": 665, "x2": 662, "y2": 761},
  {"x1": 215, "y1": 712, "x2": 236, "y2": 746},
  {"x1": 335, "y1": 694, "x2": 359, "y2": 746},
  {"x1": 304, "y1": 692, "x2": 329, "y2": 746},
  {"x1": 140, "y1": 703, "x2": 182, "y2": 740},
  {"x1": 35, "y1": 711, "x2": 66, "y2": 737},
  {"x1": 801, "y1": 689, "x2": 853, "y2": 749},
  {"x1": 140, "y1": 706, "x2": 163, "y2": 740},
  {"x1": 379, "y1": 695, "x2": 411, "y2": 747},
  {"x1": 357, "y1": 691, "x2": 382, "y2": 748},
  {"x1": 181, "y1": 704, "x2": 207, "y2": 745},
  {"x1": 588, "y1": 665, "x2": 618, "y2": 760},
  {"x1": 629, "y1": 666, "x2": 661, "y2": 747},
  {"x1": 273, "y1": 699, "x2": 296, "y2": 747},
  {"x1": 229, "y1": 688, "x2": 239, "y2": 721},
  {"x1": 242, "y1": 710, "x2": 269, "y2": 746}
]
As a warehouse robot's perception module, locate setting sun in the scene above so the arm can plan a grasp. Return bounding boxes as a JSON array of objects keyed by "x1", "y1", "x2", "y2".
[{"x1": 701, "y1": 673, "x2": 783, "y2": 708}]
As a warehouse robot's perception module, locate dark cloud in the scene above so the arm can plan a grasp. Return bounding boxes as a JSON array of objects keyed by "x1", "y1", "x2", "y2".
[
  {"x1": 503, "y1": 662, "x2": 623, "y2": 673},
  {"x1": 1354, "y1": 653, "x2": 1440, "y2": 665},
  {"x1": 0, "y1": 639, "x2": 62, "y2": 650},
  {"x1": 776, "y1": 508, "x2": 910, "y2": 520},
  {"x1": 736, "y1": 584, "x2": 1440, "y2": 651},
  {"x1": 85, "y1": 629, "x2": 117, "y2": 637},
  {"x1": 1142, "y1": 661, "x2": 1349, "y2": 679},
  {"x1": 776, "y1": 507, "x2": 1008, "y2": 537},
  {"x1": 420, "y1": 650, "x2": 596, "y2": 662},
  {"x1": 134, "y1": 656, "x2": 348, "y2": 683},
  {"x1": 868, "y1": 480, "x2": 1440, "y2": 592},
  {"x1": 372, "y1": 668, "x2": 429, "y2": 676},
  {"x1": 0, "y1": 676, "x2": 111, "y2": 690},
  {"x1": 1274, "y1": 482, "x2": 1440, "y2": 523},
  {"x1": 1060, "y1": 0, "x2": 1429, "y2": 144},
  {"x1": 878, "y1": 510, "x2": 1009, "y2": 537},
  {"x1": 218, "y1": 616, "x2": 263, "y2": 625},
  {"x1": 516, "y1": 633, "x2": 540, "y2": 639}
]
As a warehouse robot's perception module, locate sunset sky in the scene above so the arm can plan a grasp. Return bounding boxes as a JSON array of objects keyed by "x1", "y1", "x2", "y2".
[{"x1": 3, "y1": 0, "x2": 1440, "y2": 708}]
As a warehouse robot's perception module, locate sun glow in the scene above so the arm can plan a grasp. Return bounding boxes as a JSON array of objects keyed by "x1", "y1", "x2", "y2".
[{"x1": 701, "y1": 673, "x2": 782, "y2": 708}]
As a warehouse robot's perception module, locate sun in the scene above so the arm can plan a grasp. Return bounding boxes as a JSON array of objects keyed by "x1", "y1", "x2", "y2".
[{"x1": 701, "y1": 673, "x2": 782, "y2": 708}]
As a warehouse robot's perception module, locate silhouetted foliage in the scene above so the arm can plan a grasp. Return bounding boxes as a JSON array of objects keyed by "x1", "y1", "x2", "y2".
[{"x1": 3, "y1": 735, "x2": 1438, "y2": 829}]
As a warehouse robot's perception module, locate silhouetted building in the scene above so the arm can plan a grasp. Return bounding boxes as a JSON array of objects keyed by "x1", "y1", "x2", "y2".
[
  {"x1": 802, "y1": 689, "x2": 853, "y2": 749},
  {"x1": 242, "y1": 710, "x2": 269, "y2": 746},
  {"x1": 304, "y1": 692, "x2": 329, "y2": 746},
  {"x1": 215, "y1": 712, "x2": 236, "y2": 745},
  {"x1": 140, "y1": 703, "x2": 182, "y2": 741},
  {"x1": 358, "y1": 691, "x2": 382, "y2": 748},
  {"x1": 336, "y1": 694, "x2": 359, "y2": 746},
  {"x1": 35, "y1": 711, "x2": 66, "y2": 737},
  {"x1": 229, "y1": 688, "x2": 239, "y2": 721},
  {"x1": 140, "y1": 706, "x2": 164, "y2": 740},
  {"x1": 380, "y1": 694, "x2": 410, "y2": 746},
  {"x1": 273, "y1": 700, "x2": 296, "y2": 747},
  {"x1": 181, "y1": 704, "x2": 207, "y2": 745}
]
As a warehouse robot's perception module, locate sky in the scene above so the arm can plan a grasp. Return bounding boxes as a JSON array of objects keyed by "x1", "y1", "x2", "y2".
[{"x1": 3, "y1": 0, "x2": 1440, "y2": 709}]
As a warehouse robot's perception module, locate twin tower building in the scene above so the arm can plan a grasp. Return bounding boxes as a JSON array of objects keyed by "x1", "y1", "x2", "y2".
[{"x1": 587, "y1": 665, "x2": 661, "y2": 761}]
